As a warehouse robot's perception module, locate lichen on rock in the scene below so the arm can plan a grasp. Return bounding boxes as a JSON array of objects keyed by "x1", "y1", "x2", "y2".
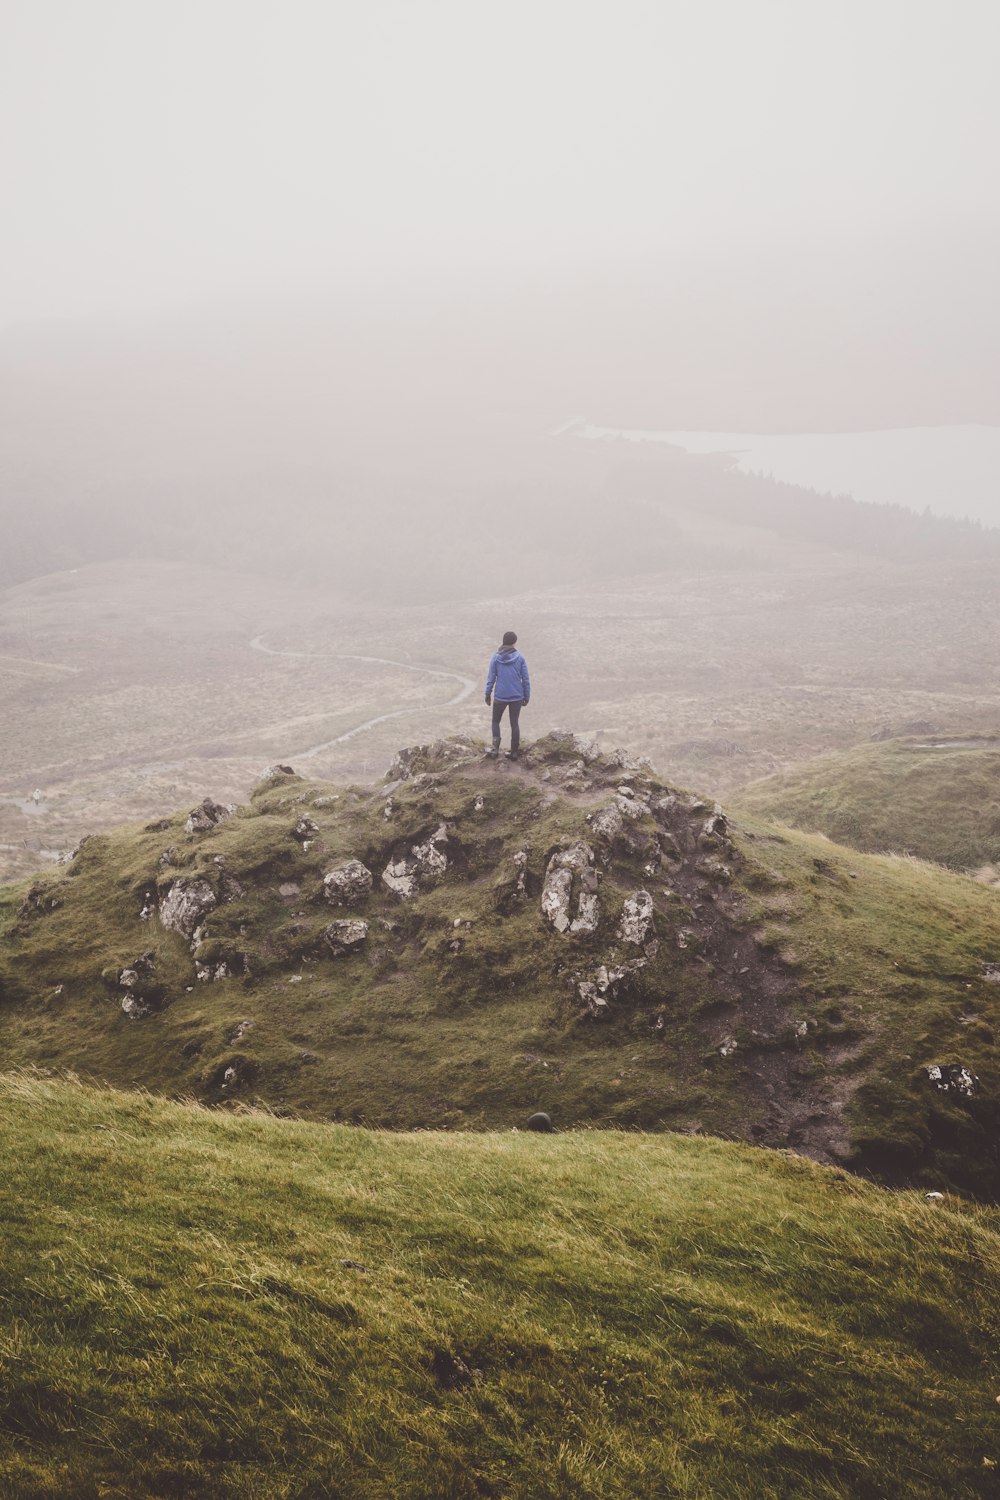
[
  {"x1": 323, "y1": 859, "x2": 374, "y2": 907},
  {"x1": 159, "y1": 879, "x2": 217, "y2": 943},
  {"x1": 323, "y1": 919, "x2": 369, "y2": 956},
  {"x1": 541, "y1": 842, "x2": 599, "y2": 935}
]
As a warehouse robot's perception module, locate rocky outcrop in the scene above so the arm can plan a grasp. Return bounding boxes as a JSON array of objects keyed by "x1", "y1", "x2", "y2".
[
  {"x1": 618, "y1": 891, "x2": 657, "y2": 950},
  {"x1": 575, "y1": 958, "x2": 647, "y2": 1018},
  {"x1": 541, "y1": 842, "x2": 599, "y2": 935},
  {"x1": 185, "y1": 798, "x2": 235, "y2": 835},
  {"x1": 159, "y1": 878, "x2": 216, "y2": 942},
  {"x1": 323, "y1": 919, "x2": 369, "y2": 956},
  {"x1": 386, "y1": 739, "x2": 480, "y2": 783},
  {"x1": 382, "y1": 824, "x2": 452, "y2": 899},
  {"x1": 195, "y1": 959, "x2": 232, "y2": 983},
  {"x1": 323, "y1": 860, "x2": 374, "y2": 907},
  {"x1": 258, "y1": 764, "x2": 297, "y2": 784},
  {"x1": 121, "y1": 994, "x2": 154, "y2": 1020}
]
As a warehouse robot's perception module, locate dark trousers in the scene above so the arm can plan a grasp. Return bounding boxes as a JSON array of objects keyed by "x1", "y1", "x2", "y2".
[{"x1": 492, "y1": 699, "x2": 522, "y2": 750}]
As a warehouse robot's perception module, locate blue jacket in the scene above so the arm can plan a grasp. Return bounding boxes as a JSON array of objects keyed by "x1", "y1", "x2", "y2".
[{"x1": 486, "y1": 648, "x2": 530, "y2": 703}]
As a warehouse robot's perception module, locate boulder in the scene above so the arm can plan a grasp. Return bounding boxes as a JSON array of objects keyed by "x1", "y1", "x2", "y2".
[
  {"x1": 618, "y1": 891, "x2": 656, "y2": 950},
  {"x1": 159, "y1": 878, "x2": 217, "y2": 942},
  {"x1": 195, "y1": 961, "x2": 230, "y2": 983},
  {"x1": 323, "y1": 919, "x2": 369, "y2": 956},
  {"x1": 575, "y1": 957, "x2": 647, "y2": 1017},
  {"x1": 386, "y1": 740, "x2": 480, "y2": 783},
  {"x1": 185, "y1": 798, "x2": 235, "y2": 835},
  {"x1": 541, "y1": 842, "x2": 599, "y2": 935},
  {"x1": 382, "y1": 824, "x2": 451, "y2": 899},
  {"x1": 588, "y1": 804, "x2": 625, "y2": 843},
  {"x1": 323, "y1": 859, "x2": 374, "y2": 907},
  {"x1": 926, "y1": 1063, "x2": 978, "y2": 1096},
  {"x1": 258, "y1": 764, "x2": 297, "y2": 784},
  {"x1": 121, "y1": 994, "x2": 154, "y2": 1020}
]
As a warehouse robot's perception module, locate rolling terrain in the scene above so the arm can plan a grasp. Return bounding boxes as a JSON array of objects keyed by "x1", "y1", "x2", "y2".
[
  {"x1": 736, "y1": 735, "x2": 1000, "y2": 876},
  {"x1": 2, "y1": 1069, "x2": 999, "y2": 1499},
  {"x1": 4, "y1": 734, "x2": 1000, "y2": 1198}
]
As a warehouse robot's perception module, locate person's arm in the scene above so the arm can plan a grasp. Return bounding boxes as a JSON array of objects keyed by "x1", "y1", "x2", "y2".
[
  {"x1": 521, "y1": 656, "x2": 530, "y2": 704},
  {"x1": 485, "y1": 654, "x2": 497, "y2": 703}
]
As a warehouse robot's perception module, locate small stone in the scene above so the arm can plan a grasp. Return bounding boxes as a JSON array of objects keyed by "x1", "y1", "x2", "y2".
[
  {"x1": 719, "y1": 1038, "x2": 738, "y2": 1057},
  {"x1": 525, "y1": 1112, "x2": 554, "y2": 1133},
  {"x1": 925, "y1": 1191, "x2": 944, "y2": 1201}
]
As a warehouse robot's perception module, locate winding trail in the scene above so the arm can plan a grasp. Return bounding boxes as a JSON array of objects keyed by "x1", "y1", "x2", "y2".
[{"x1": 249, "y1": 635, "x2": 476, "y2": 758}]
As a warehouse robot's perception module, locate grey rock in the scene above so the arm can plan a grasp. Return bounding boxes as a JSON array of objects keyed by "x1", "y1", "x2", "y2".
[
  {"x1": 196, "y1": 961, "x2": 230, "y2": 983},
  {"x1": 575, "y1": 957, "x2": 647, "y2": 1017},
  {"x1": 525, "y1": 1111, "x2": 554, "y2": 1132},
  {"x1": 185, "y1": 798, "x2": 235, "y2": 835},
  {"x1": 323, "y1": 919, "x2": 369, "y2": 955},
  {"x1": 541, "y1": 842, "x2": 599, "y2": 935},
  {"x1": 292, "y1": 816, "x2": 319, "y2": 841},
  {"x1": 588, "y1": 804, "x2": 625, "y2": 843},
  {"x1": 382, "y1": 824, "x2": 451, "y2": 898},
  {"x1": 618, "y1": 890, "x2": 656, "y2": 948},
  {"x1": 159, "y1": 878, "x2": 217, "y2": 942},
  {"x1": 258, "y1": 764, "x2": 297, "y2": 784},
  {"x1": 323, "y1": 859, "x2": 374, "y2": 907},
  {"x1": 121, "y1": 994, "x2": 153, "y2": 1019},
  {"x1": 926, "y1": 1063, "x2": 978, "y2": 1096}
]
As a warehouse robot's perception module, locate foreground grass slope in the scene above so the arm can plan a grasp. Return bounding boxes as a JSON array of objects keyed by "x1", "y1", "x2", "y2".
[
  {"x1": 3, "y1": 735, "x2": 1000, "y2": 1195},
  {"x1": 735, "y1": 735, "x2": 1000, "y2": 872},
  {"x1": 2, "y1": 1071, "x2": 1000, "y2": 1499}
]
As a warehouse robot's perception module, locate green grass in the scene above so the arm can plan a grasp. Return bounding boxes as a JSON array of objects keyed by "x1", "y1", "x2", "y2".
[
  {"x1": 3, "y1": 738, "x2": 1000, "y2": 1197},
  {"x1": 735, "y1": 737, "x2": 1000, "y2": 871},
  {"x1": 733, "y1": 815, "x2": 1000, "y2": 1194},
  {"x1": 2, "y1": 1070, "x2": 1000, "y2": 1498}
]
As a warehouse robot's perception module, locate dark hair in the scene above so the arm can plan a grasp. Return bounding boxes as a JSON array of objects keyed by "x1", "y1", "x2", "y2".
[{"x1": 502, "y1": 630, "x2": 517, "y2": 646}]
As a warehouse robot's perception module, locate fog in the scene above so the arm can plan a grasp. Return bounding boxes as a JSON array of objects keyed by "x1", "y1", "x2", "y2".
[{"x1": 2, "y1": 1, "x2": 1000, "y2": 867}]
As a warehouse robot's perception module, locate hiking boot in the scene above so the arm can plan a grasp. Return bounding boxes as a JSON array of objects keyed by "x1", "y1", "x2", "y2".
[
  {"x1": 485, "y1": 744, "x2": 499, "y2": 758},
  {"x1": 505, "y1": 749, "x2": 520, "y2": 761}
]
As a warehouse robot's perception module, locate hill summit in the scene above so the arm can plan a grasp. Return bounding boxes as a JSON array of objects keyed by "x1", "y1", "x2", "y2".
[{"x1": 3, "y1": 733, "x2": 1000, "y2": 1196}]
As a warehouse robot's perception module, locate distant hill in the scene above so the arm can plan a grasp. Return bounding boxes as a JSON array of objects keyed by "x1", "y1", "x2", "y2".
[
  {"x1": 2, "y1": 314, "x2": 998, "y2": 601},
  {"x1": 736, "y1": 735, "x2": 1000, "y2": 873},
  {"x1": 4, "y1": 733, "x2": 1000, "y2": 1197},
  {"x1": 2, "y1": 1068, "x2": 999, "y2": 1499}
]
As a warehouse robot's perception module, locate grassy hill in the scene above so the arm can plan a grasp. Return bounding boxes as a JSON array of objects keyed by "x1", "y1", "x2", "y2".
[
  {"x1": 736, "y1": 735, "x2": 1000, "y2": 873},
  {"x1": 2, "y1": 1070, "x2": 999, "y2": 1499},
  {"x1": 3, "y1": 734, "x2": 1000, "y2": 1197}
]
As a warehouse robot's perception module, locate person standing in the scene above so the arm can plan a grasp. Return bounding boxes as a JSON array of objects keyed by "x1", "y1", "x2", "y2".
[{"x1": 484, "y1": 631, "x2": 530, "y2": 759}]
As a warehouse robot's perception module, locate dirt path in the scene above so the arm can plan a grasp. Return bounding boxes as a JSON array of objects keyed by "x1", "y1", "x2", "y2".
[{"x1": 248, "y1": 636, "x2": 477, "y2": 758}]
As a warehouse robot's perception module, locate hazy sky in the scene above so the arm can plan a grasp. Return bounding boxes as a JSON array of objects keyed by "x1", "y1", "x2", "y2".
[{"x1": 3, "y1": 0, "x2": 998, "y2": 327}]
